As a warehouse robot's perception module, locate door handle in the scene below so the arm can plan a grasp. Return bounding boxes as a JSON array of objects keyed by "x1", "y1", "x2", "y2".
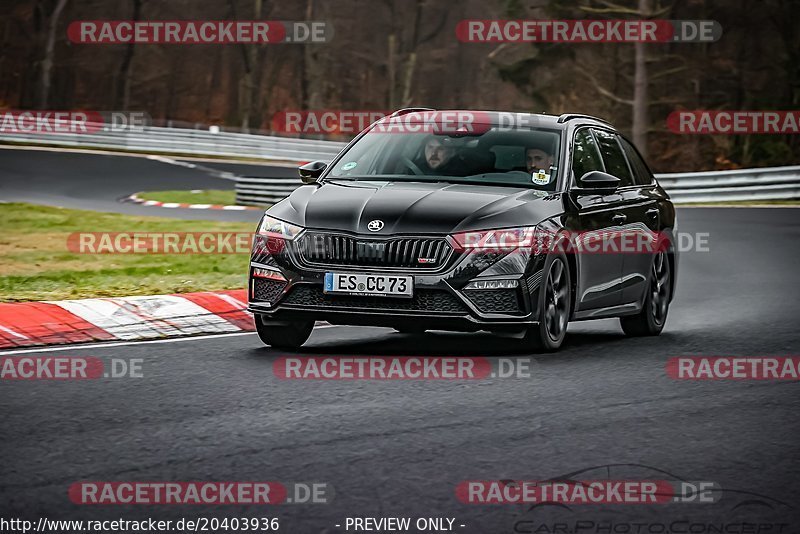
[
  {"x1": 612, "y1": 214, "x2": 627, "y2": 224},
  {"x1": 646, "y1": 208, "x2": 659, "y2": 219}
]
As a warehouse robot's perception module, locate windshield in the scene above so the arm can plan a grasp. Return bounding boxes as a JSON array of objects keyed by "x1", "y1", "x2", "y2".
[{"x1": 327, "y1": 126, "x2": 562, "y2": 191}]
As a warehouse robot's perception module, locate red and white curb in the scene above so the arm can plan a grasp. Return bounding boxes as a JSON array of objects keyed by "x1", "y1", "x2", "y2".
[
  {"x1": 126, "y1": 192, "x2": 262, "y2": 211},
  {"x1": 0, "y1": 290, "x2": 255, "y2": 349}
]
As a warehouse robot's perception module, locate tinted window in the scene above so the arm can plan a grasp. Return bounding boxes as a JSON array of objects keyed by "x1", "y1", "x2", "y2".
[
  {"x1": 593, "y1": 129, "x2": 634, "y2": 187},
  {"x1": 571, "y1": 128, "x2": 604, "y2": 185},
  {"x1": 619, "y1": 137, "x2": 654, "y2": 185},
  {"x1": 327, "y1": 126, "x2": 562, "y2": 190}
]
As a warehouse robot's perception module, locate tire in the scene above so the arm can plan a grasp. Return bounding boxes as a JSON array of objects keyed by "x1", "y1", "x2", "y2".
[
  {"x1": 254, "y1": 315, "x2": 314, "y2": 350},
  {"x1": 620, "y1": 249, "x2": 671, "y2": 336},
  {"x1": 394, "y1": 326, "x2": 426, "y2": 334},
  {"x1": 524, "y1": 250, "x2": 571, "y2": 352}
]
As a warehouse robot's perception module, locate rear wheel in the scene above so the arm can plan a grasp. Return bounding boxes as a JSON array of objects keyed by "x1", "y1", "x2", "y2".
[
  {"x1": 524, "y1": 251, "x2": 571, "y2": 352},
  {"x1": 620, "y1": 250, "x2": 671, "y2": 336},
  {"x1": 254, "y1": 315, "x2": 313, "y2": 350}
]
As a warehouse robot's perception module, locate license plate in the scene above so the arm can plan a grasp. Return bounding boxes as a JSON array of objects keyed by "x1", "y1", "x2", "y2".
[{"x1": 324, "y1": 272, "x2": 413, "y2": 298}]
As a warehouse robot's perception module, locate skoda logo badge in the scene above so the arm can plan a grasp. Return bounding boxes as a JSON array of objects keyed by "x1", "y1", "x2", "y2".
[{"x1": 367, "y1": 220, "x2": 384, "y2": 232}]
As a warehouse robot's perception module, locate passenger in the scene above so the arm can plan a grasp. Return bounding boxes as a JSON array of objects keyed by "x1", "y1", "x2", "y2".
[{"x1": 526, "y1": 147, "x2": 554, "y2": 174}]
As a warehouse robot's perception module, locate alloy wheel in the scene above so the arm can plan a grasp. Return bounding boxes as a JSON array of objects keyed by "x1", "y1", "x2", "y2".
[
  {"x1": 650, "y1": 251, "x2": 670, "y2": 326},
  {"x1": 544, "y1": 257, "x2": 569, "y2": 342}
]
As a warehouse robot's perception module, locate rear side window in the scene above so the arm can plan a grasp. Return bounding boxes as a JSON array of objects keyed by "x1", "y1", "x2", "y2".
[
  {"x1": 619, "y1": 137, "x2": 654, "y2": 185},
  {"x1": 593, "y1": 129, "x2": 634, "y2": 187},
  {"x1": 571, "y1": 128, "x2": 604, "y2": 184}
]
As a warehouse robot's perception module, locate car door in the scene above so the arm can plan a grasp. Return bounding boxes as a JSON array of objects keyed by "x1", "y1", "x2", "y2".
[
  {"x1": 616, "y1": 135, "x2": 662, "y2": 305},
  {"x1": 567, "y1": 127, "x2": 624, "y2": 312}
]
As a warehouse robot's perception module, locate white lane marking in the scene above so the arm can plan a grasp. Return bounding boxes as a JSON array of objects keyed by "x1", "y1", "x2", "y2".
[
  {"x1": 188, "y1": 204, "x2": 212, "y2": 209},
  {"x1": 146, "y1": 154, "x2": 236, "y2": 182},
  {"x1": 146, "y1": 154, "x2": 197, "y2": 169},
  {"x1": 53, "y1": 295, "x2": 239, "y2": 340},
  {"x1": 0, "y1": 325, "x2": 29, "y2": 339},
  {"x1": 0, "y1": 332, "x2": 255, "y2": 354},
  {"x1": 0, "y1": 324, "x2": 342, "y2": 355},
  {"x1": 213, "y1": 292, "x2": 248, "y2": 311},
  {"x1": 160, "y1": 202, "x2": 181, "y2": 208}
]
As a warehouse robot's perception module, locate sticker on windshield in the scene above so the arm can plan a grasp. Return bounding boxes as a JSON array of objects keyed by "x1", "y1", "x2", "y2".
[
  {"x1": 531, "y1": 169, "x2": 550, "y2": 185},
  {"x1": 341, "y1": 161, "x2": 358, "y2": 171}
]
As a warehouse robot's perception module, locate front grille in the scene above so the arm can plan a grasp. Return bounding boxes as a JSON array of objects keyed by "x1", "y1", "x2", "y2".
[
  {"x1": 464, "y1": 289, "x2": 522, "y2": 314},
  {"x1": 282, "y1": 285, "x2": 468, "y2": 314},
  {"x1": 252, "y1": 278, "x2": 286, "y2": 302},
  {"x1": 298, "y1": 233, "x2": 451, "y2": 269}
]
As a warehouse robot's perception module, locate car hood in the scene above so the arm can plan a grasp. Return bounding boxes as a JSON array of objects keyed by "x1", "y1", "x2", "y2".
[{"x1": 268, "y1": 179, "x2": 563, "y2": 235}]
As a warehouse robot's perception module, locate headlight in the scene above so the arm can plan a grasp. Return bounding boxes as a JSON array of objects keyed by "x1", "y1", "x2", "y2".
[
  {"x1": 257, "y1": 215, "x2": 304, "y2": 240},
  {"x1": 451, "y1": 226, "x2": 539, "y2": 253}
]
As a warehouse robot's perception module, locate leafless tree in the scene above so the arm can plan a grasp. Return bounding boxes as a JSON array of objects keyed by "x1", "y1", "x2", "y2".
[{"x1": 37, "y1": 0, "x2": 69, "y2": 108}]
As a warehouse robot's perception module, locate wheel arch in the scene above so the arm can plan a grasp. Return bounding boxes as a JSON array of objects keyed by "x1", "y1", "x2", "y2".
[{"x1": 551, "y1": 231, "x2": 579, "y2": 320}]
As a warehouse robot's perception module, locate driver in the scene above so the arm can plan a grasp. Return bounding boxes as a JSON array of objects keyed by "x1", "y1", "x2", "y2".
[
  {"x1": 413, "y1": 135, "x2": 475, "y2": 176},
  {"x1": 423, "y1": 137, "x2": 457, "y2": 171}
]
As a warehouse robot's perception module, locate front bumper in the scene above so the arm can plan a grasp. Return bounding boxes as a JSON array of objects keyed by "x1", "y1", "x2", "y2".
[{"x1": 247, "y1": 233, "x2": 547, "y2": 332}]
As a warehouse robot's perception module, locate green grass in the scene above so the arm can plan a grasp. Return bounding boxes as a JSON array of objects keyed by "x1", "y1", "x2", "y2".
[
  {"x1": 137, "y1": 189, "x2": 237, "y2": 205},
  {"x1": 0, "y1": 203, "x2": 255, "y2": 302}
]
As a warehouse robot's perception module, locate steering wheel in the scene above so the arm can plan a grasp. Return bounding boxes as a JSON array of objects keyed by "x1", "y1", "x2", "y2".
[{"x1": 402, "y1": 157, "x2": 424, "y2": 176}]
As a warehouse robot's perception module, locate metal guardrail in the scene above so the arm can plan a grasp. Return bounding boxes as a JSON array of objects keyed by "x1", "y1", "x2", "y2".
[
  {"x1": 0, "y1": 123, "x2": 346, "y2": 162},
  {"x1": 236, "y1": 165, "x2": 800, "y2": 206},
  {"x1": 2, "y1": 125, "x2": 796, "y2": 205},
  {"x1": 235, "y1": 176, "x2": 309, "y2": 205},
  {"x1": 655, "y1": 165, "x2": 800, "y2": 203}
]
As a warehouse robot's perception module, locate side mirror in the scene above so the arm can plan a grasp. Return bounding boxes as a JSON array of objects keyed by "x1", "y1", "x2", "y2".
[
  {"x1": 579, "y1": 170, "x2": 620, "y2": 192},
  {"x1": 298, "y1": 161, "x2": 327, "y2": 184}
]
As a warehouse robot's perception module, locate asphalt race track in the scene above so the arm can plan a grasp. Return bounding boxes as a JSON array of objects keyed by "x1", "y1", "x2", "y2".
[
  {"x1": 0, "y1": 147, "x2": 273, "y2": 222},
  {"x1": 1, "y1": 149, "x2": 799, "y2": 531}
]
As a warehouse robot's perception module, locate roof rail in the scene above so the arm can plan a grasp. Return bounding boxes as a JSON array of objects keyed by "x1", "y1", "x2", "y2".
[
  {"x1": 389, "y1": 107, "x2": 435, "y2": 117},
  {"x1": 557, "y1": 113, "x2": 611, "y2": 125}
]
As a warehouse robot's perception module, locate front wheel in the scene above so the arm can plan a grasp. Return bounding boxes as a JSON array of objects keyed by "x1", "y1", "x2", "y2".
[
  {"x1": 524, "y1": 251, "x2": 571, "y2": 352},
  {"x1": 620, "y1": 250, "x2": 671, "y2": 336},
  {"x1": 255, "y1": 315, "x2": 314, "y2": 350}
]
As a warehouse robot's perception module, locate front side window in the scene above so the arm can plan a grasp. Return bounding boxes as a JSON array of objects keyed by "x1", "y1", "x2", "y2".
[
  {"x1": 571, "y1": 128, "x2": 604, "y2": 186},
  {"x1": 327, "y1": 125, "x2": 563, "y2": 191},
  {"x1": 593, "y1": 129, "x2": 634, "y2": 187}
]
